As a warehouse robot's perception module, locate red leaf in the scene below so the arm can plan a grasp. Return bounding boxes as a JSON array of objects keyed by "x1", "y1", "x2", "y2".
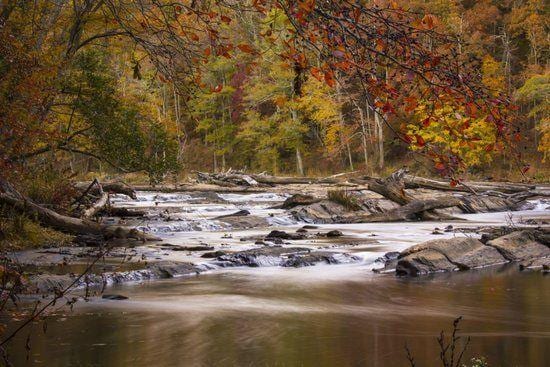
[
  {"x1": 422, "y1": 118, "x2": 431, "y2": 127},
  {"x1": 210, "y1": 84, "x2": 223, "y2": 93},
  {"x1": 220, "y1": 15, "x2": 232, "y2": 24},
  {"x1": 415, "y1": 134, "x2": 425, "y2": 147}
]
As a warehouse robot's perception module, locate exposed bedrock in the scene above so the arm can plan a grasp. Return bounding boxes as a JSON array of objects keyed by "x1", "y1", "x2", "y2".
[{"x1": 386, "y1": 229, "x2": 549, "y2": 276}]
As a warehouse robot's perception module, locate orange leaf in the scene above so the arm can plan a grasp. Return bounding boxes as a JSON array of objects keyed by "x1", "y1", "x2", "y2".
[
  {"x1": 211, "y1": 84, "x2": 223, "y2": 93},
  {"x1": 310, "y1": 67, "x2": 323, "y2": 82},
  {"x1": 237, "y1": 43, "x2": 255, "y2": 54},
  {"x1": 220, "y1": 15, "x2": 232, "y2": 24},
  {"x1": 324, "y1": 69, "x2": 336, "y2": 87}
]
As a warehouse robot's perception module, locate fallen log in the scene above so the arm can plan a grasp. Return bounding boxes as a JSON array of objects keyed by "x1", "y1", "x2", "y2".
[
  {"x1": 403, "y1": 175, "x2": 535, "y2": 194},
  {"x1": 74, "y1": 181, "x2": 137, "y2": 199},
  {"x1": 362, "y1": 169, "x2": 413, "y2": 205},
  {"x1": 99, "y1": 207, "x2": 146, "y2": 217},
  {"x1": 0, "y1": 193, "x2": 159, "y2": 241},
  {"x1": 82, "y1": 183, "x2": 109, "y2": 219}
]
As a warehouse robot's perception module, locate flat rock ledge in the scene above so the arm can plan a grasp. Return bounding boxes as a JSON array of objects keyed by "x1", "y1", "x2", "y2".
[{"x1": 376, "y1": 229, "x2": 549, "y2": 276}]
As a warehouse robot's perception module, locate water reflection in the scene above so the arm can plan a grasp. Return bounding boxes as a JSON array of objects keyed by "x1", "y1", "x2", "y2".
[{"x1": 8, "y1": 265, "x2": 550, "y2": 366}]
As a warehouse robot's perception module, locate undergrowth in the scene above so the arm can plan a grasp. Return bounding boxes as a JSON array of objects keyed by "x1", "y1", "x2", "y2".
[
  {"x1": 327, "y1": 190, "x2": 362, "y2": 211},
  {"x1": 0, "y1": 212, "x2": 71, "y2": 250}
]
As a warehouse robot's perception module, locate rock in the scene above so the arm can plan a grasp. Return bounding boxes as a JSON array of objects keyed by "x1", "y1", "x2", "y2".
[
  {"x1": 216, "y1": 247, "x2": 311, "y2": 267},
  {"x1": 200, "y1": 251, "x2": 228, "y2": 259},
  {"x1": 169, "y1": 245, "x2": 215, "y2": 251},
  {"x1": 373, "y1": 251, "x2": 400, "y2": 273},
  {"x1": 147, "y1": 261, "x2": 198, "y2": 278},
  {"x1": 302, "y1": 225, "x2": 319, "y2": 229},
  {"x1": 486, "y1": 229, "x2": 550, "y2": 261},
  {"x1": 290, "y1": 200, "x2": 348, "y2": 223},
  {"x1": 519, "y1": 257, "x2": 550, "y2": 271},
  {"x1": 215, "y1": 209, "x2": 251, "y2": 219},
  {"x1": 444, "y1": 225, "x2": 454, "y2": 232},
  {"x1": 296, "y1": 228, "x2": 308, "y2": 233},
  {"x1": 276, "y1": 194, "x2": 322, "y2": 209},
  {"x1": 281, "y1": 252, "x2": 360, "y2": 267},
  {"x1": 326, "y1": 230, "x2": 344, "y2": 238},
  {"x1": 266, "y1": 230, "x2": 306, "y2": 240},
  {"x1": 27, "y1": 274, "x2": 75, "y2": 293},
  {"x1": 461, "y1": 195, "x2": 512, "y2": 213},
  {"x1": 102, "y1": 294, "x2": 129, "y2": 300},
  {"x1": 396, "y1": 237, "x2": 507, "y2": 276},
  {"x1": 73, "y1": 234, "x2": 104, "y2": 247},
  {"x1": 218, "y1": 215, "x2": 268, "y2": 229},
  {"x1": 431, "y1": 230, "x2": 444, "y2": 235}
]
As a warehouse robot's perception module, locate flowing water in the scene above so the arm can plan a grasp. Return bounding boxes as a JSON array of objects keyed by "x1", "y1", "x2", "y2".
[{"x1": 7, "y1": 191, "x2": 550, "y2": 366}]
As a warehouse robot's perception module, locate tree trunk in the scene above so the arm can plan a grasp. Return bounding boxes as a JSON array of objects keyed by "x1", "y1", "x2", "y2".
[
  {"x1": 296, "y1": 147, "x2": 304, "y2": 176},
  {"x1": 374, "y1": 110, "x2": 384, "y2": 170},
  {"x1": 0, "y1": 193, "x2": 160, "y2": 241}
]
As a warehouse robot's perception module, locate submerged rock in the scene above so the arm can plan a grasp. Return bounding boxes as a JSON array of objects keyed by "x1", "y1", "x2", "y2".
[{"x1": 102, "y1": 294, "x2": 129, "y2": 300}]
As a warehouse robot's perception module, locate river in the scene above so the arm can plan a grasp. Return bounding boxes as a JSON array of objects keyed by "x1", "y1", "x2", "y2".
[{"x1": 7, "y1": 190, "x2": 550, "y2": 366}]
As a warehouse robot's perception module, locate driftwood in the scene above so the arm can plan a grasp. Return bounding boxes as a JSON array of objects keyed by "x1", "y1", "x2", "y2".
[
  {"x1": 74, "y1": 181, "x2": 137, "y2": 199},
  {"x1": 0, "y1": 192, "x2": 159, "y2": 241},
  {"x1": 363, "y1": 169, "x2": 413, "y2": 205},
  {"x1": 82, "y1": 183, "x2": 109, "y2": 219},
  {"x1": 196, "y1": 171, "x2": 340, "y2": 187},
  {"x1": 402, "y1": 175, "x2": 535, "y2": 194}
]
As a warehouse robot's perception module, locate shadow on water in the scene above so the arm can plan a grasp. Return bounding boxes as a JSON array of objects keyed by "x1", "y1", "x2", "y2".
[{"x1": 7, "y1": 264, "x2": 550, "y2": 367}]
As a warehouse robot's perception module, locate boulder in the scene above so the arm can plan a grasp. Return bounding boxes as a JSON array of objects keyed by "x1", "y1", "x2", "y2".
[
  {"x1": 486, "y1": 229, "x2": 550, "y2": 261},
  {"x1": 281, "y1": 252, "x2": 360, "y2": 267},
  {"x1": 218, "y1": 215, "x2": 268, "y2": 229},
  {"x1": 147, "y1": 261, "x2": 198, "y2": 278},
  {"x1": 326, "y1": 230, "x2": 344, "y2": 238},
  {"x1": 290, "y1": 200, "x2": 348, "y2": 223},
  {"x1": 277, "y1": 194, "x2": 322, "y2": 209},
  {"x1": 519, "y1": 257, "x2": 550, "y2": 271},
  {"x1": 200, "y1": 250, "x2": 228, "y2": 258},
  {"x1": 396, "y1": 237, "x2": 507, "y2": 276},
  {"x1": 266, "y1": 230, "x2": 306, "y2": 240}
]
